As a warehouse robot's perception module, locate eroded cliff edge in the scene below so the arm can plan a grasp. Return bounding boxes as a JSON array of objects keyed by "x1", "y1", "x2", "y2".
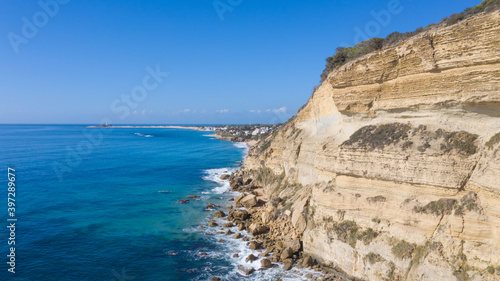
[{"x1": 242, "y1": 10, "x2": 500, "y2": 281}]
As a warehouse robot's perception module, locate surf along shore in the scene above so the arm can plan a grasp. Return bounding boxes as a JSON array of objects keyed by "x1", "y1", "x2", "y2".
[{"x1": 199, "y1": 136, "x2": 346, "y2": 280}]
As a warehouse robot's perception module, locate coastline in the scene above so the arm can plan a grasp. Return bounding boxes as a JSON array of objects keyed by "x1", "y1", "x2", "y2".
[
  {"x1": 88, "y1": 124, "x2": 271, "y2": 148},
  {"x1": 86, "y1": 125, "x2": 212, "y2": 131},
  {"x1": 210, "y1": 133, "x2": 258, "y2": 148},
  {"x1": 194, "y1": 138, "x2": 341, "y2": 280}
]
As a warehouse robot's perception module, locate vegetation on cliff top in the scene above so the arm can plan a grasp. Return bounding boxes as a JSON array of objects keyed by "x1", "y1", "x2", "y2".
[{"x1": 320, "y1": 0, "x2": 500, "y2": 81}]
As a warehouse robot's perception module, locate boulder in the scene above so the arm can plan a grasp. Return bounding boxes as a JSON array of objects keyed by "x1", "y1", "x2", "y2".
[
  {"x1": 187, "y1": 195, "x2": 200, "y2": 199},
  {"x1": 238, "y1": 265, "x2": 255, "y2": 275},
  {"x1": 233, "y1": 233, "x2": 242, "y2": 239},
  {"x1": 249, "y1": 223, "x2": 269, "y2": 236},
  {"x1": 211, "y1": 277, "x2": 221, "y2": 281},
  {"x1": 283, "y1": 261, "x2": 293, "y2": 271},
  {"x1": 233, "y1": 253, "x2": 239, "y2": 258},
  {"x1": 245, "y1": 254, "x2": 257, "y2": 262},
  {"x1": 208, "y1": 220, "x2": 218, "y2": 227},
  {"x1": 205, "y1": 203, "x2": 220, "y2": 210},
  {"x1": 177, "y1": 199, "x2": 189, "y2": 204},
  {"x1": 220, "y1": 174, "x2": 230, "y2": 180},
  {"x1": 261, "y1": 258, "x2": 272, "y2": 268},
  {"x1": 241, "y1": 194, "x2": 258, "y2": 208},
  {"x1": 229, "y1": 209, "x2": 249, "y2": 221},
  {"x1": 285, "y1": 239, "x2": 302, "y2": 253},
  {"x1": 280, "y1": 247, "x2": 294, "y2": 260},
  {"x1": 249, "y1": 241, "x2": 261, "y2": 250},
  {"x1": 223, "y1": 222, "x2": 234, "y2": 227},
  {"x1": 303, "y1": 255, "x2": 314, "y2": 267},
  {"x1": 234, "y1": 194, "x2": 245, "y2": 206},
  {"x1": 225, "y1": 229, "x2": 233, "y2": 235},
  {"x1": 213, "y1": 210, "x2": 226, "y2": 218},
  {"x1": 231, "y1": 177, "x2": 243, "y2": 189},
  {"x1": 262, "y1": 212, "x2": 272, "y2": 224}
]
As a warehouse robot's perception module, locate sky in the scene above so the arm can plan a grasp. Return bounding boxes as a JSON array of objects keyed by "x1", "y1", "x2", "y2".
[{"x1": 0, "y1": 0, "x2": 481, "y2": 124}]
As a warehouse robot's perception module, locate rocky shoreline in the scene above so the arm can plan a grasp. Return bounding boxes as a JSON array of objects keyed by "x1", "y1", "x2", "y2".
[{"x1": 201, "y1": 169, "x2": 348, "y2": 281}]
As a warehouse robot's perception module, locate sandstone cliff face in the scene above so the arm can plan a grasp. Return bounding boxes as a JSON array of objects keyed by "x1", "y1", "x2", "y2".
[{"x1": 245, "y1": 11, "x2": 500, "y2": 281}]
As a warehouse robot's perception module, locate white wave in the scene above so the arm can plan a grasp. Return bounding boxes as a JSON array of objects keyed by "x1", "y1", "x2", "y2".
[
  {"x1": 200, "y1": 216, "x2": 326, "y2": 281},
  {"x1": 233, "y1": 142, "x2": 250, "y2": 161},
  {"x1": 202, "y1": 167, "x2": 237, "y2": 194},
  {"x1": 134, "y1": 133, "x2": 154, "y2": 137}
]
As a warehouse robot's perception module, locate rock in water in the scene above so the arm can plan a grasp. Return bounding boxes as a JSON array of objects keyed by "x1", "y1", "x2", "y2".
[
  {"x1": 213, "y1": 210, "x2": 226, "y2": 218},
  {"x1": 249, "y1": 241, "x2": 261, "y2": 250},
  {"x1": 238, "y1": 265, "x2": 255, "y2": 275},
  {"x1": 245, "y1": 254, "x2": 257, "y2": 262},
  {"x1": 228, "y1": 209, "x2": 249, "y2": 220},
  {"x1": 208, "y1": 220, "x2": 218, "y2": 227},
  {"x1": 223, "y1": 222, "x2": 234, "y2": 227},
  {"x1": 261, "y1": 258, "x2": 272, "y2": 268}
]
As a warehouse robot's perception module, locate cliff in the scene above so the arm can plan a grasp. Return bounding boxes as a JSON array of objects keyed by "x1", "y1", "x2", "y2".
[{"x1": 243, "y1": 10, "x2": 500, "y2": 281}]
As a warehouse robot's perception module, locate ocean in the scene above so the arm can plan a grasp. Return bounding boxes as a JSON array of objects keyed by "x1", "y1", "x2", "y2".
[{"x1": 0, "y1": 125, "x2": 321, "y2": 281}]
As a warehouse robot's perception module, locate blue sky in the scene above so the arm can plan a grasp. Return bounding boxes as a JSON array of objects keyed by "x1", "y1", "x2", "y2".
[{"x1": 0, "y1": 0, "x2": 481, "y2": 124}]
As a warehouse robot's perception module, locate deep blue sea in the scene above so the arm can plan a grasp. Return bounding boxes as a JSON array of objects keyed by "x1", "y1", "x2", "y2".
[{"x1": 0, "y1": 125, "x2": 321, "y2": 281}]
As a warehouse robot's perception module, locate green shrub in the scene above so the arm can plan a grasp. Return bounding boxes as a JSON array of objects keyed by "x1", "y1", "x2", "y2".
[
  {"x1": 319, "y1": 0, "x2": 500, "y2": 81},
  {"x1": 392, "y1": 240, "x2": 416, "y2": 259},
  {"x1": 439, "y1": 130, "x2": 478, "y2": 155},
  {"x1": 414, "y1": 198, "x2": 457, "y2": 216},
  {"x1": 487, "y1": 265, "x2": 495, "y2": 274},
  {"x1": 367, "y1": 195, "x2": 387, "y2": 203},
  {"x1": 342, "y1": 123, "x2": 411, "y2": 151},
  {"x1": 321, "y1": 37, "x2": 385, "y2": 81},
  {"x1": 357, "y1": 228, "x2": 379, "y2": 245},
  {"x1": 331, "y1": 220, "x2": 359, "y2": 247},
  {"x1": 365, "y1": 252, "x2": 385, "y2": 264},
  {"x1": 486, "y1": 132, "x2": 500, "y2": 149}
]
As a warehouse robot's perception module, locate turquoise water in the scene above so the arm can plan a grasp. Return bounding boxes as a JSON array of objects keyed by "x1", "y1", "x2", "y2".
[
  {"x1": 0, "y1": 125, "x2": 324, "y2": 281},
  {"x1": 0, "y1": 125, "x2": 246, "y2": 280}
]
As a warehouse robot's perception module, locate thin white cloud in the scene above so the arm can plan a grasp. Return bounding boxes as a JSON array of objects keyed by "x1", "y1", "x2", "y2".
[
  {"x1": 216, "y1": 109, "x2": 230, "y2": 113},
  {"x1": 273, "y1": 107, "x2": 287, "y2": 114}
]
